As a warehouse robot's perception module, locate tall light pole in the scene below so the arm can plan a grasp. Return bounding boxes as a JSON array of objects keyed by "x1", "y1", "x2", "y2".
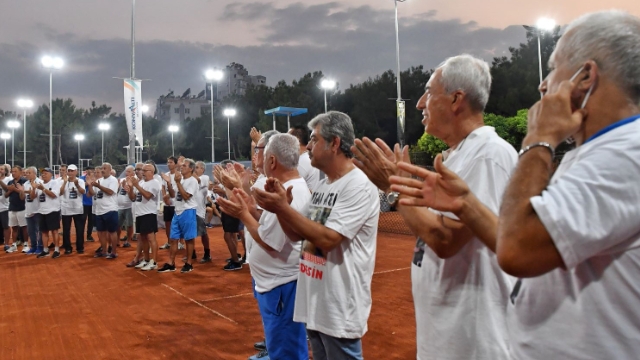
[
  {"x1": 536, "y1": 17, "x2": 556, "y2": 96},
  {"x1": 0, "y1": 133, "x2": 9, "y2": 164},
  {"x1": 168, "y1": 125, "x2": 179, "y2": 156},
  {"x1": 7, "y1": 121, "x2": 20, "y2": 167},
  {"x1": 74, "y1": 134, "x2": 85, "y2": 173},
  {"x1": 394, "y1": 0, "x2": 407, "y2": 146},
  {"x1": 17, "y1": 99, "x2": 33, "y2": 166},
  {"x1": 205, "y1": 69, "x2": 224, "y2": 163},
  {"x1": 320, "y1": 79, "x2": 336, "y2": 113},
  {"x1": 223, "y1": 109, "x2": 236, "y2": 160},
  {"x1": 98, "y1": 123, "x2": 110, "y2": 164},
  {"x1": 41, "y1": 55, "x2": 64, "y2": 167}
]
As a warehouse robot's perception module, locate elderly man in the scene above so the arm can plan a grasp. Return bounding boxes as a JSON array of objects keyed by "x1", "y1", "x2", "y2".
[
  {"x1": 159, "y1": 156, "x2": 179, "y2": 250},
  {"x1": 288, "y1": 125, "x2": 320, "y2": 191},
  {"x1": 59, "y1": 164, "x2": 86, "y2": 254},
  {"x1": 117, "y1": 165, "x2": 135, "y2": 248},
  {"x1": 5, "y1": 166, "x2": 28, "y2": 253},
  {"x1": 218, "y1": 133, "x2": 310, "y2": 359},
  {"x1": 396, "y1": 11, "x2": 640, "y2": 359},
  {"x1": 23, "y1": 167, "x2": 43, "y2": 255},
  {"x1": 127, "y1": 163, "x2": 161, "y2": 271},
  {"x1": 0, "y1": 165, "x2": 12, "y2": 251},
  {"x1": 34, "y1": 168, "x2": 61, "y2": 258},
  {"x1": 354, "y1": 54, "x2": 517, "y2": 359},
  {"x1": 81, "y1": 166, "x2": 96, "y2": 242},
  {"x1": 88, "y1": 163, "x2": 120, "y2": 259},
  {"x1": 254, "y1": 111, "x2": 379, "y2": 359},
  {"x1": 158, "y1": 158, "x2": 199, "y2": 273},
  {"x1": 191, "y1": 161, "x2": 212, "y2": 263}
]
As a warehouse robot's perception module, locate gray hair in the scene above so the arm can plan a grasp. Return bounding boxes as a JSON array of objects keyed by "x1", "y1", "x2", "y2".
[
  {"x1": 184, "y1": 158, "x2": 196, "y2": 171},
  {"x1": 436, "y1": 54, "x2": 491, "y2": 112},
  {"x1": 559, "y1": 10, "x2": 640, "y2": 103},
  {"x1": 125, "y1": 165, "x2": 134, "y2": 172},
  {"x1": 258, "y1": 130, "x2": 280, "y2": 147},
  {"x1": 27, "y1": 166, "x2": 37, "y2": 175},
  {"x1": 308, "y1": 111, "x2": 355, "y2": 158},
  {"x1": 196, "y1": 161, "x2": 206, "y2": 168},
  {"x1": 265, "y1": 133, "x2": 300, "y2": 170}
]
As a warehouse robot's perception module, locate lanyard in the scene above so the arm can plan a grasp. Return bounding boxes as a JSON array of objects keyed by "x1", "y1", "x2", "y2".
[{"x1": 584, "y1": 114, "x2": 640, "y2": 144}]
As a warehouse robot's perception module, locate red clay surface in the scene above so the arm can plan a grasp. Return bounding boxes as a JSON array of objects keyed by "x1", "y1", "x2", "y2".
[{"x1": 0, "y1": 227, "x2": 416, "y2": 359}]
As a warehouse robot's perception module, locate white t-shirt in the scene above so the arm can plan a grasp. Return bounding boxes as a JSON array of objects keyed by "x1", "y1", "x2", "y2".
[
  {"x1": 163, "y1": 171, "x2": 178, "y2": 206},
  {"x1": 293, "y1": 167, "x2": 380, "y2": 339},
  {"x1": 245, "y1": 175, "x2": 268, "y2": 258},
  {"x1": 24, "y1": 179, "x2": 43, "y2": 217},
  {"x1": 297, "y1": 152, "x2": 320, "y2": 192},
  {"x1": 134, "y1": 179, "x2": 161, "y2": 217},
  {"x1": 511, "y1": 117, "x2": 640, "y2": 360},
  {"x1": 93, "y1": 176, "x2": 119, "y2": 215},
  {"x1": 251, "y1": 177, "x2": 311, "y2": 293},
  {"x1": 117, "y1": 179, "x2": 133, "y2": 210},
  {"x1": 37, "y1": 180, "x2": 61, "y2": 214},
  {"x1": 195, "y1": 175, "x2": 210, "y2": 219},
  {"x1": 0, "y1": 177, "x2": 11, "y2": 212},
  {"x1": 60, "y1": 178, "x2": 85, "y2": 216},
  {"x1": 174, "y1": 176, "x2": 198, "y2": 215},
  {"x1": 412, "y1": 126, "x2": 517, "y2": 360}
]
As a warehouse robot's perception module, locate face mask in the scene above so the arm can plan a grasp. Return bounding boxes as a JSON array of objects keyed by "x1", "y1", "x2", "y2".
[{"x1": 569, "y1": 65, "x2": 595, "y2": 109}]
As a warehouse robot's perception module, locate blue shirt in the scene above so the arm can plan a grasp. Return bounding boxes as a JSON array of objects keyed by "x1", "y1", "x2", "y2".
[{"x1": 81, "y1": 175, "x2": 92, "y2": 206}]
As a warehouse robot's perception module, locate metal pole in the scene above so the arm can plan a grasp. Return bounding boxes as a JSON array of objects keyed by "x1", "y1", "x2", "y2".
[
  {"x1": 272, "y1": 114, "x2": 276, "y2": 131},
  {"x1": 11, "y1": 128, "x2": 14, "y2": 167},
  {"x1": 23, "y1": 109, "x2": 26, "y2": 166},
  {"x1": 3, "y1": 140, "x2": 6, "y2": 164},
  {"x1": 49, "y1": 71, "x2": 53, "y2": 168},
  {"x1": 211, "y1": 81, "x2": 216, "y2": 163},
  {"x1": 227, "y1": 117, "x2": 231, "y2": 160},
  {"x1": 287, "y1": 114, "x2": 290, "y2": 129},
  {"x1": 101, "y1": 131, "x2": 104, "y2": 163},
  {"x1": 171, "y1": 133, "x2": 174, "y2": 157},
  {"x1": 537, "y1": 32, "x2": 544, "y2": 98},
  {"x1": 324, "y1": 89, "x2": 328, "y2": 113},
  {"x1": 394, "y1": 0, "x2": 404, "y2": 147},
  {"x1": 78, "y1": 141, "x2": 81, "y2": 171},
  {"x1": 127, "y1": 0, "x2": 137, "y2": 165}
]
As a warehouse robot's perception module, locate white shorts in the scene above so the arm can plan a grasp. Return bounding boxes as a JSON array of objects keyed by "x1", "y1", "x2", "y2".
[{"x1": 9, "y1": 210, "x2": 27, "y2": 227}]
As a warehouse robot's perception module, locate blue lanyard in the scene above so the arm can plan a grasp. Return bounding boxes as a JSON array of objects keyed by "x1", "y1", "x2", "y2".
[{"x1": 584, "y1": 114, "x2": 640, "y2": 144}]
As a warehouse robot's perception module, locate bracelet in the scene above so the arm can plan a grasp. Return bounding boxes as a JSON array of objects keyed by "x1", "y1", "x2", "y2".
[{"x1": 519, "y1": 142, "x2": 555, "y2": 159}]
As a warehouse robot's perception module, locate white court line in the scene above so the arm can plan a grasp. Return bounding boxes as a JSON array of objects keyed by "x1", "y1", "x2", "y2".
[
  {"x1": 161, "y1": 283, "x2": 238, "y2": 324},
  {"x1": 374, "y1": 267, "x2": 411, "y2": 275},
  {"x1": 136, "y1": 271, "x2": 148, "y2": 278},
  {"x1": 200, "y1": 292, "x2": 253, "y2": 303}
]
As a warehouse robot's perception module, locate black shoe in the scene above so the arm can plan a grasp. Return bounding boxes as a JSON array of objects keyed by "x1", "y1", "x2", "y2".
[
  {"x1": 223, "y1": 261, "x2": 243, "y2": 271},
  {"x1": 77, "y1": 250, "x2": 84, "y2": 254},
  {"x1": 107, "y1": 246, "x2": 112, "y2": 253},
  {"x1": 94, "y1": 246, "x2": 103, "y2": 254},
  {"x1": 52, "y1": 251, "x2": 61, "y2": 259},
  {"x1": 240, "y1": 254, "x2": 246, "y2": 264},
  {"x1": 157, "y1": 263, "x2": 176, "y2": 273},
  {"x1": 181, "y1": 263, "x2": 193, "y2": 273},
  {"x1": 48, "y1": 243, "x2": 55, "y2": 249},
  {"x1": 199, "y1": 256, "x2": 212, "y2": 264},
  {"x1": 254, "y1": 340, "x2": 266, "y2": 351},
  {"x1": 37, "y1": 251, "x2": 50, "y2": 258},
  {"x1": 64, "y1": 249, "x2": 73, "y2": 255},
  {"x1": 86, "y1": 236, "x2": 95, "y2": 242}
]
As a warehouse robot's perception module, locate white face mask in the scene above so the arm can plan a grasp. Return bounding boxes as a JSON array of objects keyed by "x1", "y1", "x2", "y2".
[{"x1": 569, "y1": 65, "x2": 595, "y2": 109}]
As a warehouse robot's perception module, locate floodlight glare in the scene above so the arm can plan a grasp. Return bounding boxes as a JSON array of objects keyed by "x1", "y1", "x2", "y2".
[
  {"x1": 7, "y1": 120, "x2": 20, "y2": 129},
  {"x1": 41, "y1": 56, "x2": 64, "y2": 69},
  {"x1": 0, "y1": 133, "x2": 10, "y2": 140},
  {"x1": 141, "y1": 105, "x2": 149, "y2": 113},
  {"x1": 321, "y1": 79, "x2": 336, "y2": 90},
  {"x1": 168, "y1": 125, "x2": 179, "y2": 132},
  {"x1": 17, "y1": 99, "x2": 34, "y2": 108},
  {"x1": 223, "y1": 109, "x2": 236, "y2": 117},
  {"x1": 536, "y1": 17, "x2": 556, "y2": 31},
  {"x1": 74, "y1": 134, "x2": 85, "y2": 141},
  {"x1": 98, "y1": 123, "x2": 110, "y2": 131},
  {"x1": 205, "y1": 69, "x2": 224, "y2": 81}
]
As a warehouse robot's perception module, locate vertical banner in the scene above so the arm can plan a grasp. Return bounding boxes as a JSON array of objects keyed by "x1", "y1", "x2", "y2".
[{"x1": 123, "y1": 79, "x2": 143, "y2": 146}]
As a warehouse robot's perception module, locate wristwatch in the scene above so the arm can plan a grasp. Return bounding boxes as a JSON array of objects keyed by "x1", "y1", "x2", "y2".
[{"x1": 386, "y1": 191, "x2": 400, "y2": 207}]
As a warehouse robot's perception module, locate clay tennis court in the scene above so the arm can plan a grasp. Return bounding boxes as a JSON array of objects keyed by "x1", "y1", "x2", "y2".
[{"x1": 0, "y1": 226, "x2": 416, "y2": 359}]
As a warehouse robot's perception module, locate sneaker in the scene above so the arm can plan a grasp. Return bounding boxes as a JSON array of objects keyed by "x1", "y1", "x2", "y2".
[
  {"x1": 178, "y1": 242, "x2": 185, "y2": 250},
  {"x1": 248, "y1": 349, "x2": 269, "y2": 360},
  {"x1": 3, "y1": 245, "x2": 9, "y2": 251},
  {"x1": 254, "y1": 340, "x2": 266, "y2": 351},
  {"x1": 132, "y1": 234, "x2": 138, "y2": 241},
  {"x1": 52, "y1": 251, "x2": 61, "y2": 259},
  {"x1": 77, "y1": 250, "x2": 85, "y2": 254},
  {"x1": 223, "y1": 261, "x2": 243, "y2": 271},
  {"x1": 37, "y1": 251, "x2": 50, "y2": 258},
  {"x1": 120, "y1": 235, "x2": 128, "y2": 241},
  {"x1": 6, "y1": 244, "x2": 18, "y2": 253},
  {"x1": 157, "y1": 263, "x2": 176, "y2": 273},
  {"x1": 34, "y1": 246, "x2": 43, "y2": 255},
  {"x1": 106, "y1": 253, "x2": 118, "y2": 260},
  {"x1": 94, "y1": 246, "x2": 103, "y2": 254},
  {"x1": 21, "y1": 246, "x2": 30, "y2": 253},
  {"x1": 160, "y1": 243, "x2": 170, "y2": 250},
  {"x1": 94, "y1": 252, "x2": 105, "y2": 258},
  {"x1": 48, "y1": 243, "x2": 55, "y2": 249},
  {"x1": 127, "y1": 259, "x2": 141, "y2": 268},
  {"x1": 205, "y1": 223, "x2": 213, "y2": 228},
  {"x1": 134, "y1": 260, "x2": 148, "y2": 269},
  {"x1": 16, "y1": 240, "x2": 23, "y2": 247},
  {"x1": 64, "y1": 249, "x2": 73, "y2": 255},
  {"x1": 122, "y1": 242, "x2": 131, "y2": 248},
  {"x1": 199, "y1": 256, "x2": 212, "y2": 264},
  {"x1": 141, "y1": 260, "x2": 157, "y2": 271},
  {"x1": 26, "y1": 247, "x2": 37, "y2": 255},
  {"x1": 86, "y1": 236, "x2": 95, "y2": 242},
  {"x1": 180, "y1": 263, "x2": 193, "y2": 273}
]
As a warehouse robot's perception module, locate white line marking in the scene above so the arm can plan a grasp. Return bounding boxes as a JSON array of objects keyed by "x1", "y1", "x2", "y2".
[
  {"x1": 374, "y1": 267, "x2": 410, "y2": 275},
  {"x1": 200, "y1": 292, "x2": 253, "y2": 302},
  {"x1": 136, "y1": 271, "x2": 148, "y2": 278},
  {"x1": 161, "y1": 283, "x2": 237, "y2": 324}
]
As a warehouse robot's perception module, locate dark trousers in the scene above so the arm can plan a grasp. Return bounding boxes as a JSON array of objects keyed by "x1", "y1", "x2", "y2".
[
  {"x1": 83, "y1": 205, "x2": 94, "y2": 237},
  {"x1": 62, "y1": 214, "x2": 86, "y2": 252}
]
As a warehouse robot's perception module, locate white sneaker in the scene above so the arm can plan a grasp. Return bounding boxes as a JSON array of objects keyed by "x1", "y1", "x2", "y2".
[
  {"x1": 160, "y1": 243, "x2": 170, "y2": 250},
  {"x1": 6, "y1": 244, "x2": 17, "y2": 253},
  {"x1": 178, "y1": 242, "x2": 185, "y2": 250},
  {"x1": 141, "y1": 260, "x2": 157, "y2": 271},
  {"x1": 135, "y1": 260, "x2": 148, "y2": 269},
  {"x1": 22, "y1": 246, "x2": 30, "y2": 253}
]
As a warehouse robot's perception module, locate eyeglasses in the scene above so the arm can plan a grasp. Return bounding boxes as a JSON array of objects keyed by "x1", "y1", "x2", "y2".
[
  {"x1": 142, "y1": 169, "x2": 153, "y2": 172},
  {"x1": 135, "y1": 168, "x2": 143, "y2": 171},
  {"x1": 254, "y1": 146, "x2": 265, "y2": 154}
]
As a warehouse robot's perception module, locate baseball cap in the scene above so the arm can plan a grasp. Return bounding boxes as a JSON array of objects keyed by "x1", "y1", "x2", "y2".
[
  {"x1": 41, "y1": 167, "x2": 54, "y2": 174},
  {"x1": 68, "y1": 164, "x2": 78, "y2": 171}
]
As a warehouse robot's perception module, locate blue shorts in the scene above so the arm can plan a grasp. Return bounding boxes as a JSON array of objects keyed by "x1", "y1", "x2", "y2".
[
  {"x1": 170, "y1": 209, "x2": 196, "y2": 240},
  {"x1": 95, "y1": 211, "x2": 118, "y2": 233},
  {"x1": 256, "y1": 280, "x2": 308, "y2": 359}
]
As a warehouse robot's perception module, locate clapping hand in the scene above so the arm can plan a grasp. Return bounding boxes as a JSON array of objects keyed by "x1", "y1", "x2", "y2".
[
  {"x1": 250, "y1": 127, "x2": 262, "y2": 144},
  {"x1": 253, "y1": 177, "x2": 293, "y2": 213},
  {"x1": 216, "y1": 189, "x2": 249, "y2": 219},
  {"x1": 174, "y1": 171, "x2": 182, "y2": 183}
]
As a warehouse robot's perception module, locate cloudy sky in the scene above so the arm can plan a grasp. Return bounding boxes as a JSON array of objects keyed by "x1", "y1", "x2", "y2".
[{"x1": 1, "y1": 0, "x2": 638, "y2": 113}]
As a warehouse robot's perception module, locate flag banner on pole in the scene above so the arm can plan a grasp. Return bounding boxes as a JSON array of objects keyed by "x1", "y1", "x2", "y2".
[
  {"x1": 397, "y1": 100, "x2": 406, "y2": 133},
  {"x1": 124, "y1": 79, "x2": 143, "y2": 145}
]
